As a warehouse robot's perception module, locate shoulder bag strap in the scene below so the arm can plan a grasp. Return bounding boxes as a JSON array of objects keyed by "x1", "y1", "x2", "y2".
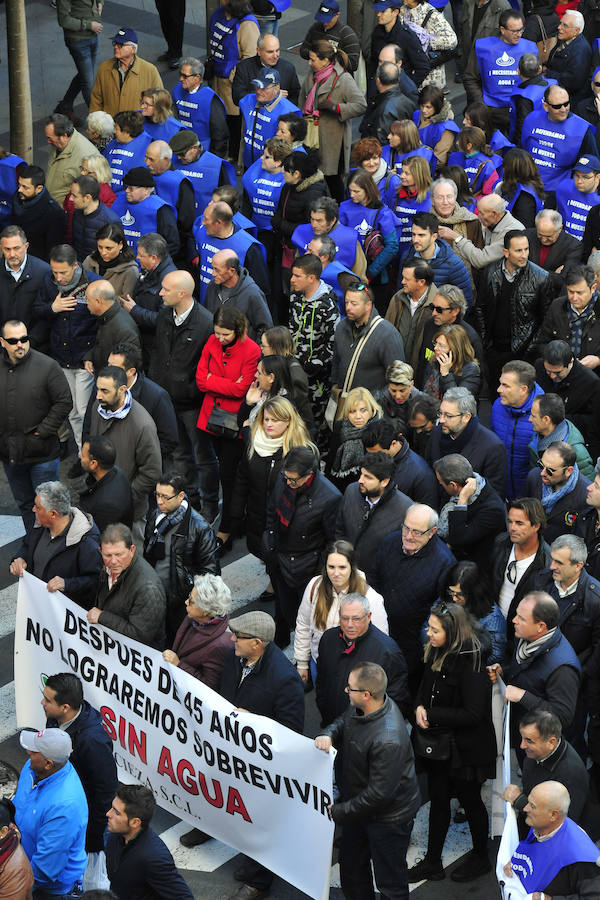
[{"x1": 341, "y1": 315, "x2": 383, "y2": 396}]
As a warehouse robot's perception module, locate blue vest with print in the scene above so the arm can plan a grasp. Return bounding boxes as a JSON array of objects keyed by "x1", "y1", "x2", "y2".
[
  {"x1": 209, "y1": 9, "x2": 259, "y2": 79},
  {"x1": 172, "y1": 83, "x2": 223, "y2": 152},
  {"x1": 322, "y1": 260, "x2": 355, "y2": 313},
  {"x1": 395, "y1": 191, "x2": 432, "y2": 248},
  {"x1": 242, "y1": 158, "x2": 284, "y2": 231},
  {"x1": 475, "y1": 36, "x2": 537, "y2": 108},
  {"x1": 0, "y1": 154, "x2": 23, "y2": 225},
  {"x1": 508, "y1": 79, "x2": 557, "y2": 141},
  {"x1": 506, "y1": 182, "x2": 544, "y2": 216},
  {"x1": 240, "y1": 94, "x2": 301, "y2": 169},
  {"x1": 448, "y1": 150, "x2": 498, "y2": 193},
  {"x1": 105, "y1": 132, "x2": 152, "y2": 192},
  {"x1": 381, "y1": 144, "x2": 437, "y2": 176},
  {"x1": 152, "y1": 169, "x2": 186, "y2": 218},
  {"x1": 412, "y1": 111, "x2": 459, "y2": 151},
  {"x1": 338, "y1": 201, "x2": 400, "y2": 247},
  {"x1": 522, "y1": 110, "x2": 593, "y2": 190},
  {"x1": 174, "y1": 151, "x2": 234, "y2": 212},
  {"x1": 291, "y1": 221, "x2": 358, "y2": 269},
  {"x1": 192, "y1": 222, "x2": 262, "y2": 301},
  {"x1": 111, "y1": 193, "x2": 168, "y2": 256},
  {"x1": 557, "y1": 179, "x2": 600, "y2": 240}
]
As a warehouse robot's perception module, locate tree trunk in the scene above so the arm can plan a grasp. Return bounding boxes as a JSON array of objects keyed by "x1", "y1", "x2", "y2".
[{"x1": 6, "y1": 0, "x2": 33, "y2": 162}]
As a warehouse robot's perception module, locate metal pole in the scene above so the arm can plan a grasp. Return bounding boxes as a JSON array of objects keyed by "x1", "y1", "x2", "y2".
[{"x1": 6, "y1": 0, "x2": 33, "y2": 162}]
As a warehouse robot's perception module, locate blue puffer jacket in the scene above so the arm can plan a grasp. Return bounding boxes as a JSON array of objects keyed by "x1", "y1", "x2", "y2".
[
  {"x1": 401, "y1": 238, "x2": 473, "y2": 303},
  {"x1": 33, "y1": 267, "x2": 101, "y2": 368},
  {"x1": 490, "y1": 382, "x2": 544, "y2": 500}
]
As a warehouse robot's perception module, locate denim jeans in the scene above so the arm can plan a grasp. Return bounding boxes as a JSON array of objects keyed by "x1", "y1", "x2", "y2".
[
  {"x1": 63, "y1": 34, "x2": 98, "y2": 107},
  {"x1": 4, "y1": 458, "x2": 60, "y2": 531},
  {"x1": 63, "y1": 367, "x2": 94, "y2": 450},
  {"x1": 339, "y1": 816, "x2": 414, "y2": 900}
]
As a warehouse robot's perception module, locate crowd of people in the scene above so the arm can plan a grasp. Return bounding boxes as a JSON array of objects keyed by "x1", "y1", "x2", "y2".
[{"x1": 5, "y1": 0, "x2": 600, "y2": 896}]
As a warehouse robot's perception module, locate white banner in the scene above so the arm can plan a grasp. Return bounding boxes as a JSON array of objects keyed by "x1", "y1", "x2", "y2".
[{"x1": 14, "y1": 573, "x2": 334, "y2": 900}]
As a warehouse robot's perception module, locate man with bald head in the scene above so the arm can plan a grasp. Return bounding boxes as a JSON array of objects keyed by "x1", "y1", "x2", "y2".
[
  {"x1": 84, "y1": 280, "x2": 140, "y2": 377},
  {"x1": 377, "y1": 44, "x2": 418, "y2": 105},
  {"x1": 438, "y1": 193, "x2": 526, "y2": 270},
  {"x1": 368, "y1": 503, "x2": 455, "y2": 694},
  {"x1": 504, "y1": 781, "x2": 600, "y2": 898},
  {"x1": 144, "y1": 140, "x2": 195, "y2": 263},
  {"x1": 148, "y1": 270, "x2": 215, "y2": 518},
  {"x1": 204, "y1": 249, "x2": 272, "y2": 341}
]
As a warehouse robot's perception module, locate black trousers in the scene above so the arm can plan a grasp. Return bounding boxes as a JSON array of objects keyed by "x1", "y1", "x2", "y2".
[
  {"x1": 155, "y1": 0, "x2": 185, "y2": 57},
  {"x1": 426, "y1": 762, "x2": 489, "y2": 860}
]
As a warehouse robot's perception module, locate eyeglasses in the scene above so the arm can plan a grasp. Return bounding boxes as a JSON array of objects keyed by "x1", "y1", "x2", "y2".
[
  {"x1": 506, "y1": 559, "x2": 517, "y2": 584},
  {"x1": 503, "y1": 25, "x2": 524, "y2": 32},
  {"x1": 3, "y1": 335, "x2": 29, "y2": 345},
  {"x1": 283, "y1": 472, "x2": 305, "y2": 485},
  {"x1": 402, "y1": 523, "x2": 433, "y2": 537},
  {"x1": 155, "y1": 490, "x2": 177, "y2": 501},
  {"x1": 594, "y1": 81, "x2": 600, "y2": 87},
  {"x1": 438, "y1": 411, "x2": 462, "y2": 419},
  {"x1": 179, "y1": 72, "x2": 195, "y2": 79},
  {"x1": 345, "y1": 684, "x2": 369, "y2": 694},
  {"x1": 433, "y1": 601, "x2": 451, "y2": 615},
  {"x1": 536, "y1": 460, "x2": 567, "y2": 476},
  {"x1": 546, "y1": 100, "x2": 570, "y2": 109},
  {"x1": 140, "y1": 101, "x2": 154, "y2": 108},
  {"x1": 232, "y1": 633, "x2": 255, "y2": 641},
  {"x1": 432, "y1": 305, "x2": 451, "y2": 313},
  {"x1": 447, "y1": 587, "x2": 464, "y2": 601},
  {"x1": 340, "y1": 614, "x2": 367, "y2": 624},
  {"x1": 347, "y1": 281, "x2": 368, "y2": 293}
]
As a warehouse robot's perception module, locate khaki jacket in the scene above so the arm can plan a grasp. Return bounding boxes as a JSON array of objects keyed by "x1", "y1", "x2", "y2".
[
  {"x1": 46, "y1": 129, "x2": 98, "y2": 206},
  {"x1": 89, "y1": 55, "x2": 163, "y2": 117}
]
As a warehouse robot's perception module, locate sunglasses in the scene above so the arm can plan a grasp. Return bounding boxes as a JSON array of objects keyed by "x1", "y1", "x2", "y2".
[
  {"x1": 3, "y1": 335, "x2": 29, "y2": 345},
  {"x1": 546, "y1": 100, "x2": 570, "y2": 109},
  {"x1": 506, "y1": 560, "x2": 517, "y2": 584},
  {"x1": 347, "y1": 281, "x2": 368, "y2": 292},
  {"x1": 433, "y1": 600, "x2": 451, "y2": 615},
  {"x1": 432, "y1": 305, "x2": 451, "y2": 313},
  {"x1": 536, "y1": 459, "x2": 567, "y2": 477}
]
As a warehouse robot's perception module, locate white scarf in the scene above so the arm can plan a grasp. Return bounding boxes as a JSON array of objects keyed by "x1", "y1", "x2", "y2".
[{"x1": 252, "y1": 427, "x2": 285, "y2": 457}]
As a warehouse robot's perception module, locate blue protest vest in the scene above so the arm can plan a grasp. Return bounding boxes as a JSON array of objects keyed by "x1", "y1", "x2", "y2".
[
  {"x1": 475, "y1": 36, "x2": 537, "y2": 108},
  {"x1": 152, "y1": 169, "x2": 187, "y2": 218},
  {"x1": 291, "y1": 221, "x2": 359, "y2": 269},
  {"x1": 522, "y1": 110, "x2": 593, "y2": 190},
  {"x1": 321, "y1": 260, "x2": 354, "y2": 313},
  {"x1": 557, "y1": 179, "x2": 600, "y2": 240},
  {"x1": 193, "y1": 223, "x2": 263, "y2": 301},
  {"x1": 174, "y1": 150, "x2": 233, "y2": 212},
  {"x1": 209, "y1": 9, "x2": 259, "y2": 79},
  {"x1": 490, "y1": 129, "x2": 514, "y2": 155},
  {"x1": 412, "y1": 111, "x2": 460, "y2": 151},
  {"x1": 338, "y1": 201, "x2": 400, "y2": 248},
  {"x1": 511, "y1": 818, "x2": 600, "y2": 894},
  {"x1": 142, "y1": 117, "x2": 181, "y2": 143},
  {"x1": 111, "y1": 193, "x2": 168, "y2": 256},
  {"x1": 381, "y1": 143, "x2": 437, "y2": 176},
  {"x1": 506, "y1": 182, "x2": 544, "y2": 217},
  {"x1": 172, "y1": 84, "x2": 224, "y2": 152},
  {"x1": 448, "y1": 150, "x2": 499, "y2": 193},
  {"x1": 242, "y1": 158, "x2": 284, "y2": 231},
  {"x1": 234, "y1": 211, "x2": 258, "y2": 238},
  {"x1": 105, "y1": 132, "x2": 152, "y2": 192},
  {"x1": 379, "y1": 170, "x2": 402, "y2": 212},
  {"x1": 0, "y1": 154, "x2": 23, "y2": 226},
  {"x1": 394, "y1": 191, "x2": 432, "y2": 249},
  {"x1": 508, "y1": 79, "x2": 558, "y2": 142},
  {"x1": 240, "y1": 94, "x2": 301, "y2": 169}
]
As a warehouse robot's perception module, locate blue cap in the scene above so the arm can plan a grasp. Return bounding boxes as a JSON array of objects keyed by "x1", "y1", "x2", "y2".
[
  {"x1": 372, "y1": 0, "x2": 400, "y2": 9},
  {"x1": 315, "y1": 0, "x2": 340, "y2": 22},
  {"x1": 573, "y1": 155, "x2": 600, "y2": 174},
  {"x1": 250, "y1": 67, "x2": 281, "y2": 89},
  {"x1": 111, "y1": 27, "x2": 138, "y2": 44}
]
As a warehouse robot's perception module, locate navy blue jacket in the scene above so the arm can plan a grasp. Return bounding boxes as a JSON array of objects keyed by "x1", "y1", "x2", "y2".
[
  {"x1": 392, "y1": 439, "x2": 439, "y2": 508},
  {"x1": 402, "y1": 239, "x2": 473, "y2": 303},
  {"x1": 46, "y1": 701, "x2": 117, "y2": 852},
  {"x1": 34, "y1": 267, "x2": 101, "y2": 368},
  {"x1": 525, "y1": 468, "x2": 590, "y2": 544},
  {"x1": 443, "y1": 480, "x2": 507, "y2": 572},
  {"x1": 429, "y1": 417, "x2": 509, "y2": 499},
  {"x1": 106, "y1": 826, "x2": 194, "y2": 900},
  {"x1": 71, "y1": 202, "x2": 120, "y2": 262},
  {"x1": 545, "y1": 32, "x2": 592, "y2": 102},
  {"x1": 0, "y1": 254, "x2": 50, "y2": 348},
  {"x1": 78, "y1": 466, "x2": 134, "y2": 533},
  {"x1": 131, "y1": 373, "x2": 178, "y2": 463},
  {"x1": 219, "y1": 640, "x2": 305, "y2": 734}
]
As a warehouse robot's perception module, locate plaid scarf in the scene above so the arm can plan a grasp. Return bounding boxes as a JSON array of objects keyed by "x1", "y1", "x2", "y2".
[
  {"x1": 568, "y1": 295, "x2": 597, "y2": 357},
  {"x1": 145, "y1": 499, "x2": 188, "y2": 562},
  {"x1": 275, "y1": 473, "x2": 314, "y2": 530}
]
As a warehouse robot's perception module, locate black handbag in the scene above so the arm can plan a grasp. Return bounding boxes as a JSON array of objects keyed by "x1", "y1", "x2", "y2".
[
  {"x1": 206, "y1": 405, "x2": 239, "y2": 439},
  {"x1": 411, "y1": 724, "x2": 453, "y2": 761}
]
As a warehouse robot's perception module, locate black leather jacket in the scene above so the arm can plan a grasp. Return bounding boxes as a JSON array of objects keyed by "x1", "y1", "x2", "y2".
[
  {"x1": 323, "y1": 695, "x2": 421, "y2": 825},
  {"x1": 478, "y1": 258, "x2": 552, "y2": 356}
]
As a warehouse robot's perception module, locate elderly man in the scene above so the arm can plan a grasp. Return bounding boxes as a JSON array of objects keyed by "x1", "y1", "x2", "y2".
[
  {"x1": 509, "y1": 52, "x2": 557, "y2": 145},
  {"x1": 292, "y1": 196, "x2": 367, "y2": 277},
  {"x1": 0, "y1": 319, "x2": 72, "y2": 530},
  {"x1": 218, "y1": 610, "x2": 304, "y2": 898},
  {"x1": 171, "y1": 57, "x2": 228, "y2": 157},
  {"x1": 14, "y1": 728, "x2": 87, "y2": 897},
  {"x1": 503, "y1": 781, "x2": 600, "y2": 897},
  {"x1": 429, "y1": 386, "x2": 508, "y2": 498},
  {"x1": 521, "y1": 84, "x2": 596, "y2": 191},
  {"x1": 110, "y1": 166, "x2": 179, "y2": 258},
  {"x1": 525, "y1": 209, "x2": 582, "y2": 274},
  {"x1": 525, "y1": 440, "x2": 590, "y2": 543},
  {"x1": 44, "y1": 113, "x2": 97, "y2": 206},
  {"x1": 204, "y1": 249, "x2": 272, "y2": 341},
  {"x1": 144, "y1": 140, "x2": 195, "y2": 263},
  {"x1": 169, "y1": 130, "x2": 234, "y2": 215},
  {"x1": 438, "y1": 193, "x2": 525, "y2": 270},
  {"x1": 539, "y1": 264, "x2": 600, "y2": 369},
  {"x1": 9, "y1": 480, "x2": 101, "y2": 609},
  {"x1": 84, "y1": 280, "x2": 140, "y2": 377},
  {"x1": 529, "y1": 393, "x2": 594, "y2": 478},
  {"x1": 300, "y1": 0, "x2": 361, "y2": 72},
  {"x1": 89, "y1": 27, "x2": 163, "y2": 116},
  {"x1": 10, "y1": 166, "x2": 67, "y2": 263},
  {"x1": 368, "y1": 504, "x2": 455, "y2": 693},
  {"x1": 239, "y1": 67, "x2": 301, "y2": 171},
  {"x1": 88, "y1": 522, "x2": 166, "y2": 648},
  {"x1": 360, "y1": 61, "x2": 415, "y2": 144},
  {"x1": 233, "y1": 34, "x2": 301, "y2": 106},
  {"x1": 545, "y1": 10, "x2": 591, "y2": 103},
  {"x1": 490, "y1": 592, "x2": 580, "y2": 745},
  {"x1": 315, "y1": 662, "x2": 420, "y2": 900},
  {"x1": 0, "y1": 225, "x2": 50, "y2": 342},
  {"x1": 377, "y1": 43, "x2": 418, "y2": 106}
]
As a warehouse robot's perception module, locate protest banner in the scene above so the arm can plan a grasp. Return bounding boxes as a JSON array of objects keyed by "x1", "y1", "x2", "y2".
[
  {"x1": 14, "y1": 573, "x2": 335, "y2": 900},
  {"x1": 495, "y1": 701, "x2": 529, "y2": 900}
]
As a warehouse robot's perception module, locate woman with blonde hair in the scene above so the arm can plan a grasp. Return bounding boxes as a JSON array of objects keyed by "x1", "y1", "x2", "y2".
[
  {"x1": 326, "y1": 387, "x2": 382, "y2": 491},
  {"x1": 140, "y1": 88, "x2": 181, "y2": 142},
  {"x1": 382, "y1": 119, "x2": 436, "y2": 176},
  {"x1": 80, "y1": 154, "x2": 116, "y2": 207},
  {"x1": 295, "y1": 540, "x2": 388, "y2": 683},
  {"x1": 395, "y1": 155, "x2": 432, "y2": 251},
  {"x1": 448, "y1": 127, "x2": 500, "y2": 196},
  {"x1": 421, "y1": 323, "x2": 481, "y2": 399}
]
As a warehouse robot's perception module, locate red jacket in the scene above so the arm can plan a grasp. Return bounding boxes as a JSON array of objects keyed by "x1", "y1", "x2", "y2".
[{"x1": 195, "y1": 333, "x2": 260, "y2": 432}]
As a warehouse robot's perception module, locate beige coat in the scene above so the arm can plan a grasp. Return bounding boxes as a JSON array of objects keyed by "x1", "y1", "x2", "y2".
[
  {"x1": 83, "y1": 254, "x2": 140, "y2": 299},
  {"x1": 211, "y1": 18, "x2": 260, "y2": 116},
  {"x1": 46, "y1": 129, "x2": 98, "y2": 206},
  {"x1": 298, "y1": 63, "x2": 367, "y2": 176},
  {"x1": 89, "y1": 55, "x2": 163, "y2": 117}
]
